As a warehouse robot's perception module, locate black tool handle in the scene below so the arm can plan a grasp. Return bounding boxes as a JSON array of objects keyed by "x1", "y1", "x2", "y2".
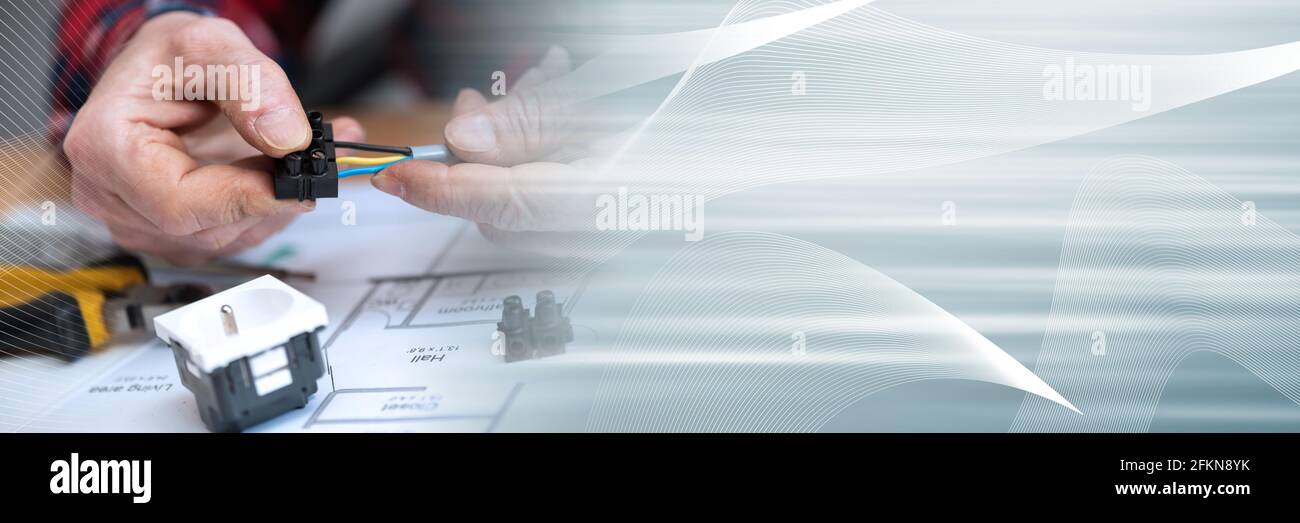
[{"x1": 0, "y1": 291, "x2": 91, "y2": 361}]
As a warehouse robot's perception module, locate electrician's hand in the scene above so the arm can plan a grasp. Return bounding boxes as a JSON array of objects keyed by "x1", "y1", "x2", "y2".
[
  {"x1": 371, "y1": 47, "x2": 622, "y2": 255},
  {"x1": 63, "y1": 12, "x2": 354, "y2": 265}
]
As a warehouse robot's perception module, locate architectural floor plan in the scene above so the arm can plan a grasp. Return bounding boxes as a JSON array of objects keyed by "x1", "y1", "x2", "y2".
[{"x1": 5, "y1": 185, "x2": 597, "y2": 432}]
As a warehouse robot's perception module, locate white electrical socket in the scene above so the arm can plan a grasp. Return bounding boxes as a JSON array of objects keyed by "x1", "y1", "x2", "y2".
[{"x1": 154, "y1": 275, "x2": 328, "y2": 373}]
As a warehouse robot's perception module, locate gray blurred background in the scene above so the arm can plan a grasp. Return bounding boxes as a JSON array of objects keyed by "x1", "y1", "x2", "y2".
[{"x1": 6, "y1": 0, "x2": 1300, "y2": 139}]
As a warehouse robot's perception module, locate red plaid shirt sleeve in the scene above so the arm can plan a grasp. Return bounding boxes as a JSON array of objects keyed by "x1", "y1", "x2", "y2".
[{"x1": 49, "y1": 0, "x2": 306, "y2": 144}]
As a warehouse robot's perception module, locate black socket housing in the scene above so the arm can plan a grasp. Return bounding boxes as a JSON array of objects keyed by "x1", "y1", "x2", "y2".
[
  {"x1": 272, "y1": 111, "x2": 337, "y2": 201},
  {"x1": 168, "y1": 327, "x2": 326, "y2": 433}
]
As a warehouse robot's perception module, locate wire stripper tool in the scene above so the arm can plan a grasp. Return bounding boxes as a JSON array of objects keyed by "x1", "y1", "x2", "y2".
[{"x1": 0, "y1": 254, "x2": 212, "y2": 361}]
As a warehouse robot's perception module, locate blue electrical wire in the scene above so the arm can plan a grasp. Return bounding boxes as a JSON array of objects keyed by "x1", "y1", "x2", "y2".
[{"x1": 338, "y1": 158, "x2": 410, "y2": 178}]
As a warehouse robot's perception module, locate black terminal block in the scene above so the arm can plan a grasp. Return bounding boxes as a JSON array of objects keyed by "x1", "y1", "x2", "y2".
[
  {"x1": 272, "y1": 111, "x2": 337, "y2": 201},
  {"x1": 168, "y1": 328, "x2": 326, "y2": 433},
  {"x1": 498, "y1": 291, "x2": 574, "y2": 363}
]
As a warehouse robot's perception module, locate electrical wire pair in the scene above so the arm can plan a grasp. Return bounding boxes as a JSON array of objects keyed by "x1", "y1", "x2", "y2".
[{"x1": 334, "y1": 141, "x2": 457, "y2": 178}]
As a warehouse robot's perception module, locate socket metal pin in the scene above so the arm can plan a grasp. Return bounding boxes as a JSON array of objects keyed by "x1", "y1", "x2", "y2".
[{"x1": 220, "y1": 305, "x2": 239, "y2": 336}]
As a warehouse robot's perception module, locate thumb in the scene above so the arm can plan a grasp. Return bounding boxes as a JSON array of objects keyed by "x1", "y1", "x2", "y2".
[
  {"x1": 174, "y1": 18, "x2": 311, "y2": 157},
  {"x1": 445, "y1": 87, "x2": 571, "y2": 166}
]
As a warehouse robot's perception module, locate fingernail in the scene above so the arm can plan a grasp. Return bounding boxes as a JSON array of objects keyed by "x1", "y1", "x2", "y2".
[
  {"x1": 446, "y1": 114, "x2": 496, "y2": 153},
  {"x1": 371, "y1": 173, "x2": 405, "y2": 198},
  {"x1": 255, "y1": 107, "x2": 309, "y2": 151}
]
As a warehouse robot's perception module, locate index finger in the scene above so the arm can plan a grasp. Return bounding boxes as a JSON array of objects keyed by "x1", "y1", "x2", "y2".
[{"x1": 374, "y1": 159, "x2": 598, "y2": 231}]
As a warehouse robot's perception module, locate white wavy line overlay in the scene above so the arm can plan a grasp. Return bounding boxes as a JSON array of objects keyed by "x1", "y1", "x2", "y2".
[
  {"x1": 1011, "y1": 156, "x2": 1300, "y2": 432},
  {"x1": 615, "y1": 1, "x2": 1300, "y2": 197},
  {"x1": 551, "y1": 0, "x2": 873, "y2": 105},
  {"x1": 519, "y1": 0, "x2": 1300, "y2": 264},
  {"x1": 0, "y1": 1, "x2": 127, "y2": 432},
  {"x1": 585, "y1": 231, "x2": 1076, "y2": 432}
]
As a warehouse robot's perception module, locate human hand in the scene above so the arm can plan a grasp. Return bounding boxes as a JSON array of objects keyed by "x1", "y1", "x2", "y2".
[
  {"x1": 63, "y1": 12, "x2": 356, "y2": 265},
  {"x1": 370, "y1": 47, "x2": 636, "y2": 255}
]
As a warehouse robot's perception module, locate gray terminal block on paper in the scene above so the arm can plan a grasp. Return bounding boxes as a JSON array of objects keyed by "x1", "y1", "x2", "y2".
[{"x1": 498, "y1": 291, "x2": 574, "y2": 363}]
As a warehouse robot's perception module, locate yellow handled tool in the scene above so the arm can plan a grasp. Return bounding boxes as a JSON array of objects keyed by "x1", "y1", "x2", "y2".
[{"x1": 0, "y1": 254, "x2": 211, "y2": 361}]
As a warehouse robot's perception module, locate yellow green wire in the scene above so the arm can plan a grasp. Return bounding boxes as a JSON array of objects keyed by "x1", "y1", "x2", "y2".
[{"x1": 336, "y1": 155, "x2": 408, "y2": 166}]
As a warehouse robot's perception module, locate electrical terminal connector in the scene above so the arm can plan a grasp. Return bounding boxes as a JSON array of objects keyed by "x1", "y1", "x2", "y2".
[
  {"x1": 272, "y1": 111, "x2": 337, "y2": 201},
  {"x1": 497, "y1": 291, "x2": 573, "y2": 363}
]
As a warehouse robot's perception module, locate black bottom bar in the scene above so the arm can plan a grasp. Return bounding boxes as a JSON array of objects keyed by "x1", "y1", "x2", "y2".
[{"x1": 3, "y1": 433, "x2": 1294, "y2": 511}]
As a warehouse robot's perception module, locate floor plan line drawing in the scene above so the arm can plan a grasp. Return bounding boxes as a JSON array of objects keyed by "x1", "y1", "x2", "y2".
[
  {"x1": 402, "y1": 283, "x2": 439, "y2": 327},
  {"x1": 302, "y1": 382, "x2": 526, "y2": 430},
  {"x1": 274, "y1": 257, "x2": 595, "y2": 431},
  {"x1": 390, "y1": 320, "x2": 498, "y2": 330},
  {"x1": 304, "y1": 386, "x2": 428, "y2": 428},
  {"x1": 2, "y1": 266, "x2": 590, "y2": 432},
  {"x1": 1, "y1": 207, "x2": 598, "y2": 432},
  {"x1": 10, "y1": 344, "x2": 146, "y2": 433},
  {"x1": 423, "y1": 225, "x2": 469, "y2": 275},
  {"x1": 365, "y1": 266, "x2": 566, "y2": 284},
  {"x1": 319, "y1": 266, "x2": 588, "y2": 390},
  {"x1": 299, "y1": 383, "x2": 522, "y2": 429},
  {"x1": 320, "y1": 284, "x2": 377, "y2": 392}
]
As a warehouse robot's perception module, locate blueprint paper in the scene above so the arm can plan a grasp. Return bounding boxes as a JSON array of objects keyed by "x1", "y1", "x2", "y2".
[{"x1": 12, "y1": 183, "x2": 596, "y2": 433}]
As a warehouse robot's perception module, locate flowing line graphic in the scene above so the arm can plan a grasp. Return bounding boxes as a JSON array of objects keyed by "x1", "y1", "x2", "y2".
[
  {"x1": 585, "y1": 232, "x2": 1076, "y2": 432},
  {"x1": 1011, "y1": 156, "x2": 1300, "y2": 432},
  {"x1": 619, "y1": 1, "x2": 1300, "y2": 197},
  {"x1": 520, "y1": 0, "x2": 1300, "y2": 265},
  {"x1": 0, "y1": 0, "x2": 128, "y2": 432},
  {"x1": 550, "y1": 0, "x2": 874, "y2": 105}
]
